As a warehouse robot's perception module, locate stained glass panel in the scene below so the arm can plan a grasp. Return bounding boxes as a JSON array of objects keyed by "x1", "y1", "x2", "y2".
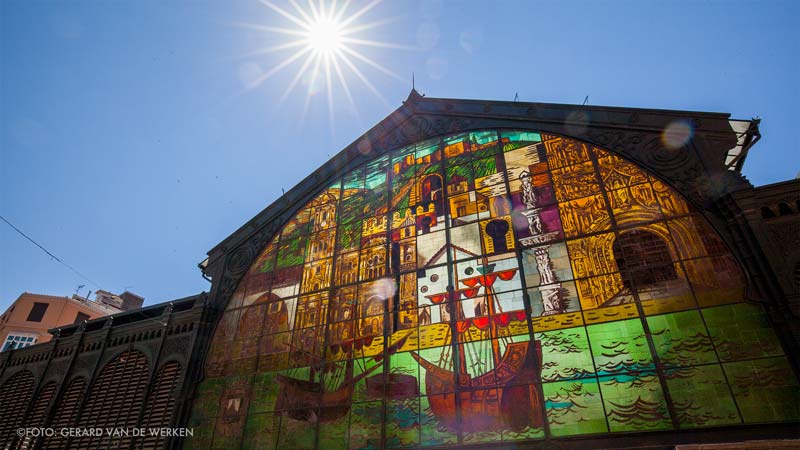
[
  {"x1": 193, "y1": 129, "x2": 796, "y2": 449},
  {"x1": 724, "y1": 357, "x2": 800, "y2": 423}
]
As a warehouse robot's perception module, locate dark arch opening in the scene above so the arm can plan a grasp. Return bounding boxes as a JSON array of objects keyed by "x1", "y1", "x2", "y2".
[
  {"x1": 0, "y1": 370, "x2": 35, "y2": 445},
  {"x1": 136, "y1": 361, "x2": 182, "y2": 450},
  {"x1": 420, "y1": 216, "x2": 433, "y2": 234},
  {"x1": 17, "y1": 380, "x2": 58, "y2": 449},
  {"x1": 778, "y1": 202, "x2": 793, "y2": 216},
  {"x1": 761, "y1": 206, "x2": 776, "y2": 219},
  {"x1": 613, "y1": 229, "x2": 677, "y2": 289},
  {"x1": 486, "y1": 219, "x2": 510, "y2": 253},
  {"x1": 43, "y1": 377, "x2": 86, "y2": 449},
  {"x1": 421, "y1": 175, "x2": 442, "y2": 203},
  {"x1": 74, "y1": 350, "x2": 149, "y2": 449}
]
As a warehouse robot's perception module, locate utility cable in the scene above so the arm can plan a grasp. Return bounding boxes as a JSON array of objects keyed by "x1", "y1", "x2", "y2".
[{"x1": 0, "y1": 214, "x2": 103, "y2": 289}]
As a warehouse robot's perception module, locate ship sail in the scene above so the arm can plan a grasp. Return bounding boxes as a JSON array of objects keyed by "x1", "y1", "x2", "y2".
[
  {"x1": 410, "y1": 264, "x2": 545, "y2": 432},
  {"x1": 276, "y1": 332, "x2": 410, "y2": 422}
]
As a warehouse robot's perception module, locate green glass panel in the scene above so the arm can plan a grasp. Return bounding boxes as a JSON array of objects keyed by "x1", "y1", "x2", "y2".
[
  {"x1": 276, "y1": 238, "x2": 306, "y2": 269},
  {"x1": 724, "y1": 357, "x2": 800, "y2": 423},
  {"x1": 664, "y1": 364, "x2": 740, "y2": 428},
  {"x1": 242, "y1": 412, "x2": 279, "y2": 450},
  {"x1": 647, "y1": 310, "x2": 717, "y2": 367},
  {"x1": 388, "y1": 351, "x2": 420, "y2": 386},
  {"x1": 182, "y1": 421, "x2": 213, "y2": 450},
  {"x1": 363, "y1": 161, "x2": 388, "y2": 212},
  {"x1": 599, "y1": 371, "x2": 672, "y2": 432},
  {"x1": 460, "y1": 339, "x2": 499, "y2": 384},
  {"x1": 337, "y1": 220, "x2": 362, "y2": 252},
  {"x1": 391, "y1": 173, "x2": 414, "y2": 212},
  {"x1": 703, "y1": 303, "x2": 784, "y2": 361},
  {"x1": 277, "y1": 414, "x2": 316, "y2": 450},
  {"x1": 544, "y1": 378, "x2": 608, "y2": 436},
  {"x1": 340, "y1": 195, "x2": 365, "y2": 224},
  {"x1": 472, "y1": 156, "x2": 500, "y2": 180},
  {"x1": 501, "y1": 130, "x2": 542, "y2": 152},
  {"x1": 351, "y1": 357, "x2": 378, "y2": 402},
  {"x1": 462, "y1": 425, "x2": 501, "y2": 444},
  {"x1": 318, "y1": 417, "x2": 348, "y2": 450},
  {"x1": 349, "y1": 401, "x2": 383, "y2": 449},
  {"x1": 588, "y1": 319, "x2": 654, "y2": 375},
  {"x1": 386, "y1": 397, "x2": 420, "y2": 448},
  {"x1": 417, "y1": 346, "x2": 454, "y2": 396},
  {"x1": 343, "y1": 167, "x2": 365, "y2": 190},
  {"x1": 538, "y1": 327, "x2": 595, "y2": 381},
  {"x1": 249, "y1": 372, "x2": 280, "y2": 414},
  {"x1": 501, "y1": 417, "x2": 545, "y2": 441},
  {"x1": 190, "y1": 378, "x2": 225, "y2": 422},
  {"x1": 446, "y1": 164, "x2": 474, "y2": 189},
  {"x1": 211, "y1": 425, "x2": 243, "y2": 450}
]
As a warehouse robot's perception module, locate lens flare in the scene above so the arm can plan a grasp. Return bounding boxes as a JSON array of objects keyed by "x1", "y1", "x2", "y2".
[
  {"x1": 565, "y1": 110, "x2": 590, "y2": 136},
  {"x1": 372, "y1": 278, "x2": 397, "y2": 301},
  {"x1": 662, "y1": 120, "x2": 693, "y2": 149}
]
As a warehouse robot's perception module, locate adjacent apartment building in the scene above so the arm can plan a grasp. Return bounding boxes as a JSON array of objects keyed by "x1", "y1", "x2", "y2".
[{"x1": 0, "y1": 290, "x2": 144, "y2": 351}]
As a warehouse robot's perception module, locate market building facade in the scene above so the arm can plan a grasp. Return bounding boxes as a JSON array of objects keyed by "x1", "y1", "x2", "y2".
[{"x1": 1, "y1": 92, "x2": 798, "y2": 449}]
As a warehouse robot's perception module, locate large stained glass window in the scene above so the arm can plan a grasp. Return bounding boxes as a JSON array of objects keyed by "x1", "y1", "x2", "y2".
[{"x1": 188, "y1": 131, "x2": 799, "y2": 449}]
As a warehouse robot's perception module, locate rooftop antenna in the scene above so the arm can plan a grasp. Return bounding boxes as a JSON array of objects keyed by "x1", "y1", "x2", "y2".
[
  {"x1": 74, "y1": 284, "x2": 85, "y2": 296},
  {"x1": 582, "y1": 95, "x2": 589, "y2": 105},
  {"x1": 514, "y1": 92, "x2": 519, "y2": 102}
]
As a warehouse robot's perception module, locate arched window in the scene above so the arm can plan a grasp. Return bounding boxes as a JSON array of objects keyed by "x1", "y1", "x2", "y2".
[
  {"x1": 761, "y1": 206, "x2": 776, "y2": 219},
  {"x1": 136, "y1": 361, "x2": 182, "y2": 450},
  {"x1": 778, "y1": 202, "x2": 793, "y2": 216},
  {"x1": 613, "y1": 229, "x2": 677, "y2": 288},
  {"x1": 486, "y1": 219, "x2": 510, "y2": 252},
  {"x1": 16, "y1": 380, "x2": 57, "y2": 450},
  {"x1": 74, "y1": 350, "x2": 149, "y2": 449},
  {"x1": 42, "y1": 377, "x2": 86, "y2": 449},
  {"x1": 0, "y1": 370, "x2": 35, "y2": 448}
]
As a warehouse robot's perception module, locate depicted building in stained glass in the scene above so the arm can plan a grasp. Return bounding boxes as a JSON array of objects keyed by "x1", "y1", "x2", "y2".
[{"x1": 1, "y1": 92, "x2": 798, "y2": 449}]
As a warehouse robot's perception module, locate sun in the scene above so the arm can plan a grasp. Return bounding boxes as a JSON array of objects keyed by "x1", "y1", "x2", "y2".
[
  {"x1": 306, "y1": 17, "x2": 343, "y2": 55},
  {"x1": 235, "y1": 0, "x2": 407, "y2": 129}
]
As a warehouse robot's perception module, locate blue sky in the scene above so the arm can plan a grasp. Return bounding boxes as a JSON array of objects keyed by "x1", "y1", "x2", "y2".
[{"x1": 1, "y1": 0, "x2": 798, "y2": 311}]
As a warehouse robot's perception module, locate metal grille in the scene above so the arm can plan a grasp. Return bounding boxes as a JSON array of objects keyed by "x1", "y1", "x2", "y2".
[
  {"x1": 0, "y1": 371, "x2": 35, "y2": 448},
  {"x1": 136, "y1": 361, "x2": 182, "y2": 450},
  {"x1": 72, "y1": 350, "x2": 149, "y2": 449},
  {"x1": 42, "y1": 377, "x2": 86, "y2": 450},
  {"x1": 14, "y1": 381, "x2": 57, "y2": 450}
]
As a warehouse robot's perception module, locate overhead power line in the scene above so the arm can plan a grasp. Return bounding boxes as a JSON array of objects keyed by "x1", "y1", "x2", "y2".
[{"x1": 0, "y1": 214, "x2": 103, "y2": 290}]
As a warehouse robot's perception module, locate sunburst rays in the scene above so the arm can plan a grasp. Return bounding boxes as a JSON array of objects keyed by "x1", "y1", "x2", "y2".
[{"x1": 237, "y1": 0, "x2": 407, "y2": 133}]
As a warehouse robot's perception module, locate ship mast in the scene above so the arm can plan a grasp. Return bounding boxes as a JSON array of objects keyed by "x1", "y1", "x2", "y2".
[
  {"x1": 477, "y1": 262, "x2": 502, "y2": 368},
  {"x1": 447, "y1": 257, "x2": 467, "y2": 379}
]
